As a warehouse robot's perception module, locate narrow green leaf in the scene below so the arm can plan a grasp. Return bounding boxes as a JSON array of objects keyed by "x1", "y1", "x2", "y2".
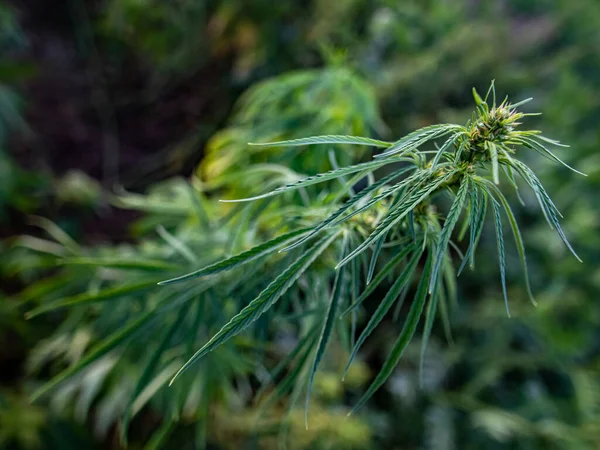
[
  {"x1": 419, "y1": 277, "x2": 440, "y2": 386},
  {"x1": 506, "y1": 161, "x2": 580, "y2": 262},
  {"x1": 510, "y1": 97, "x2": 533, "y2": 108},
  {"x1": 350, "y1": 253, "x2": 433, "y2": 414},
  {"x1": 367, "y1": 232, "x2": 386, "y2": 285},
  {"x1": 220, "y1": 159, "x2": 394, "y2": 203},
  {"x1": 29, "y1": 216, "x2": 80, "y2": 254},
  {"x1": 476, "y1": 178, "x2": 536, "y2": 305},
  {"x1": 526, "y1": 136, "x2": 586, "y2": 176},
  {"x1": 120, "y1": 307, "x2": 189, "y2": 444},
  {"x1": 429, "y1": 176, "x2": 470, "y2": 293},
  {"x1": 376, "y1": 124, "x2": 463, "y2": 159},
  {"x1": 472, "y1": 87, "x2": 485, "y2": 107},
  {"x1": 487, "y1": 141, "x2": 500, "y2": 185},
  {"x1": 169, "y1": 232, "x2": 340, "y2": 384},
  {"x1": 484, "y1": 80, "x2": 496, "y2": 107},
  {"x1": 159, "y1": 227, "x2": 312, "y2": 285},
  {"x1": 344, "y1": 249, "x2": 421, "y2": 378},
  {"x1": 466, "y1": 188, "x2": 488, "y2": 271},
  {"x1": 491, "y1": 198, "x2": 510, "y2": 317},
  {"x1": 431, "y1": 133, "x2": 461, "y2": 169},
  {"x1": 305, "y1": 258, "x2": 346, "y2": 427},
  {"x1": 156, "y1": 226, "x2": 197, "y2": 264},
  {"x1": 248, "y1": 135, "x2": 393, "y2": 149},
  {"x1": 341, "y1": 244, "x2": 416, "y2": 317}
]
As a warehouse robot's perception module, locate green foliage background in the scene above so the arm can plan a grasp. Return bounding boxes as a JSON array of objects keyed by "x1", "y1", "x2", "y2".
[{"x1": 1, "y1": 0, "x2": 599, "y2": 449}]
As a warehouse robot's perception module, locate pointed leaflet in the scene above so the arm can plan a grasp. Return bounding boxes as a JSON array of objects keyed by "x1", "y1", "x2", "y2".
[
  {"x1": 344, "y1": 249, "x2": 422, "y2": 378},
  {"x1": 220, "y1": 159, "x2": 395, "y2": 203},
  {"x1": 490, "y1": 197, "x2": 510, "y2": 317},
  {"x1": 248, "y1": 135, "x2": 393, "y2": 149},
  {"x1": 257, "y1": 330, "x2": 318, "y2": 415},
  {"x1": 477, "y1": 178, "x2": 536, "y2": 306},
  {"x1": 156, "y1": 225, "x2": 197, "y2": 264},
  {"x1": 519, "y1": 136, "x2": 586, "y2": 176},
  {"x1": 169, "y1": 232, "x2": 340, "y2": 385},
  {"x1": 458, "y1": 186, "x2": 487, "y2": 275},
  {"x1": 375, "y1": 124, "x2": 463, "y2": 158},
  {"x1": 351, "y1": 253, "x2": 433, "y2": 414},
  {"x1": 502, "y1": 163, "x2": 525, "y2": 206},
  {"x1": 420, "y1": 274, "x2": 440, "y2": 387},
  {"x1": 158, "y1": 227, "x2": 312, "y2": 285},
  {"x1": 506, "y1": 160, "x2": 581, "y2": 261},
  {"x1": 485, "y1": 80, "x2": 496, "y2": 107},
  {"x1": 305, "y1": 250, "x2": 346, "y2": 427},
  {"x1": 472, "y1": 87, "x2": 485, "y2": 109},
  {"x1": 430, "y1": 133, "x2": 462, "y2": 169},
  {"x1": 366, "y1": 231, "x2": 387, "y2": 285},
  {"x1": 486, "y1": 141, "x2": 500, "y2": 185},
  {"x1": 256, "y1": 327, "x2": 319, "y2": 401},
  {"x1": 341, "y1": 244, "x2": 417, "y2": 316},
  {"x1": 337, "y1": 170, "x2": 457, "y2": 269},
  {"x1": 121, "y1": 307, "x2": 189, "y2": 444},
  {"x1": 429, "y1": 175, "x2": 470, "y2": 294}
]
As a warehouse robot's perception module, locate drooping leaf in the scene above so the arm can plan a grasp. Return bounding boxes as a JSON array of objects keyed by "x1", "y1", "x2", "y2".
[
  {"x1": 479, "y1": 179, "x2": 536, "y2": 306},
  {"x1": 344, "y1": 249, "x2": 422, "y2": 377},
  {"x1": 366, "y1": 232, "x2": 387, "y2": 285},
  {"x1": 120, "y1": 306, "x2": 189, "y2": 444},
  {"x1": 420, "y1": 275, "x2": 440, "y2": 386},
  {"x1": 491, "y1": 198, "x2": 510, "y2": 317},
  {"x1": 341, "y1": 243, "x2": 417, "y2": 316},
  {"x1": 305, "y1": 250, "x2": 346, "y2": 427},
  {"x1": 429, "y1": 176, "x2": 470, "y2": 294},
  {"x1": 351, "y1": 253, "x2": 433, "y2": 414},
  {"x1": 169, "y1": 232, "x2": 340, "y2": 384}
]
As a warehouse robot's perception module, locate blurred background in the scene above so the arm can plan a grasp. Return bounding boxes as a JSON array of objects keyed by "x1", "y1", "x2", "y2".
[{"x1": 1, "y1": 0, "x2": 599, "y2": 449}]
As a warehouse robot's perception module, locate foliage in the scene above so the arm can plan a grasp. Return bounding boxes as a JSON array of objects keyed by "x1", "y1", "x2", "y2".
[
  {"x1": 2, "y1": 0, "x2": 600, "y2": 449},
  {"x1": 10, "y1": 80, "x2": 584, "y2": 450}
]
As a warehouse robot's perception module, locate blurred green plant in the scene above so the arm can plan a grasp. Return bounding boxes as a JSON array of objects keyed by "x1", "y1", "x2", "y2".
[{"x1": 16, "y1": 83, "x2": 584, "y2": 450}]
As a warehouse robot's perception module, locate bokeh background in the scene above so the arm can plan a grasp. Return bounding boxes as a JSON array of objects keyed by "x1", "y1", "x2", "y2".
[{"x1": 1, "y1": 0, "x2": 599, "y2": 449}]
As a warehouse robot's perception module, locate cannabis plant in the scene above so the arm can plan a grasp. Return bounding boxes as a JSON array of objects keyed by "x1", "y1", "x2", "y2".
[
  {"x1": 21, "y1": 83, "x2": 582, "y2": 446},
  {"x1": 163, "y1": 82, "x2": 583, "y2": 417}
]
